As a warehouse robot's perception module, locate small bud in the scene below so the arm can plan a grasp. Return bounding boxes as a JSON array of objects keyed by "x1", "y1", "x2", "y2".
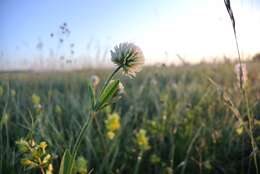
[
  {"x1": 90, "y1": 75, "x2": 100, "y2": 87},
  {"x1": 39, "y1": 141, "x2": 48, "y2": 153},
  {"x1": 42, "y1": 154, "x2": 52, "y2": 164},
  {"x1": 46, "y1": 164, "x2": 53, "y2": 174},
  {"x1": 106, "y1": 131, "x2": 115, "y2": 140}
]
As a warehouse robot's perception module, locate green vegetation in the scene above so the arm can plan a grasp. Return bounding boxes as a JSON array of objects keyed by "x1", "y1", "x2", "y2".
[{"x1": 1, "y1": 61, "x2": 260, "y2": 173}]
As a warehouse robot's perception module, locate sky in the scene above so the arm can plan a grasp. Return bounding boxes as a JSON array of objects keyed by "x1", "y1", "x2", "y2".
[{"x1": 0, "y1": 0, "x2": 260, "y2": 70}]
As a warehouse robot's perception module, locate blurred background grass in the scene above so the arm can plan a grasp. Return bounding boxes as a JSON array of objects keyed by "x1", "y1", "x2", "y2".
[{"x1": 1, "y1": 60, "x2": 260, "y2": 174}]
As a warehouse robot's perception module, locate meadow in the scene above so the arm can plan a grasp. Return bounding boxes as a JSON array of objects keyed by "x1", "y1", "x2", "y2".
[{"x1": 1, "y1": 60, "x2": 260, "y2": 174}]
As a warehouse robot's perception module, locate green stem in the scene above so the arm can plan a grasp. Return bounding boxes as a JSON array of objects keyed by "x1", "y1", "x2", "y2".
[
  {"x1": 100, "y1": 66, "x2": 121, "y2": 94},
  {"x1": 243, "y1": 90, "x2": 259, "y2": 174},
  {"x1": 227, "y1": 3, "x2": 259, "y2": 172},
  {"x1": 70, "y1": 112, "x2": 93, "y2": 174},
  {"x1": 40, "y1": 166, "x2": 45, "y2": 174},
  {"x1": 68, "y1": 66, "x2": 122, "y2": 174},
  {"x1": 133, "y1": 152, "x2": 143, "y2": 174},
  {"x1": 181, "y1": 127, "x2": 202, "y2": 174},
  {"x1": 93, "y1": 114, "x2": 107, "y2": 153}
]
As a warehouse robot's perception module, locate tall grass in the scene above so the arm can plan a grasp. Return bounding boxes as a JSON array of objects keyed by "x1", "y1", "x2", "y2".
[
  {"x1": 224, "y1": 0, "x2": 259, "y2": 173},
  {"x1": 1, "y1": 62, "x2": 260, "y2": 173}
]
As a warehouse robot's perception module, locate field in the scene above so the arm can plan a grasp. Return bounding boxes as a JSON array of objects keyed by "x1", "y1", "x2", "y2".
[{"x1": 0, "y1": 61, "x2": 260, "y2": 174}]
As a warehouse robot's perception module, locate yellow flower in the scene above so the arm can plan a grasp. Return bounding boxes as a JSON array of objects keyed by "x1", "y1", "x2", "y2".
[
  {"x1": 136, "y1": 129, "x2": 150, "y2": 151},
  {"x1": 106, "y1": 131, "x2": 115, "y2": 140},
  {"x1": 236, "y1": 126, "x2": 244, "y2": 135},
  {"x1": 105, "y1": 113, "x2": 121, "y2": 132},
  {"x1": 32, "y1": 94, "x2": 41, "y2": 105},
  {"x1": 39, "y1": 141, "x2": 48, "y2": 153}
]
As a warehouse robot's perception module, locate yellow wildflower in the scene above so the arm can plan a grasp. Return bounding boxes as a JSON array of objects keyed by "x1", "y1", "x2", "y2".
[
  {"x1": 136, "y1": 129, "x2": 150, "y2": 151},
  {"x1": 105, "y1": 113, "x2": 121, "y2": 132},
  {"x1": 107, "y1": 131, "x2": 115, "y2": 140},
  {"x1": 236, "y1": 126, "x2": 244, "y2": 135}
]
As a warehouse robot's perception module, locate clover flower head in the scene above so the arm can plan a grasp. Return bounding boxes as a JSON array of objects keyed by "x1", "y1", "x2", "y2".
[{"x1": 111, "y1": 42, "x2": 144, "y2": 77}]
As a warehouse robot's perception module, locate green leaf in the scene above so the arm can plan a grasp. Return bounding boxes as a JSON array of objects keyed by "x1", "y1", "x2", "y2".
[
  {"x1": 95, "y1": 80, "x2": 119, "y2": 110},
  {"x1": 59, "y1": 149, "x2": 72, "y2": 174},
  {"x1": 87, "y1": 81, "x2": 95, "y2": 110}
]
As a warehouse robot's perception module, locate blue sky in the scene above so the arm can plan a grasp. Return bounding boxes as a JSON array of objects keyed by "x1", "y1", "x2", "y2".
[{"x1": 1, "y1": 0, "x2": 260, "y2": 70}]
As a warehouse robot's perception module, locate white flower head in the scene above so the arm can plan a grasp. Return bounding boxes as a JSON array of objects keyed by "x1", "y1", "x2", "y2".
[{"x1": 110, "y1": 42, "x2": 144, "y2": 77}]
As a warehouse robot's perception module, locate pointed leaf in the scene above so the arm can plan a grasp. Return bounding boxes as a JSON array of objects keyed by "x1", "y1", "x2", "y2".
[
  {"x1": 59, "y1": 149, "x2": 72, "y2": 174},
  {"x1": 87, "y1": 81, "x2": 95, "y2": 110},
  {"x1": 95, "y1": 80, "x2": 119, "y2": 110}
]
